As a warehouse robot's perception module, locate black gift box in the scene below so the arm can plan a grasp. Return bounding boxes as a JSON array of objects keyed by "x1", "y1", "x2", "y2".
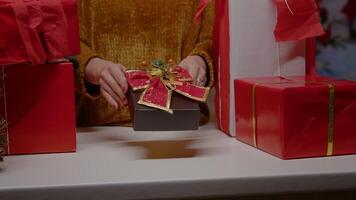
[{"x1": 129, "y1": 90, "x2": 200, "y2": 131}]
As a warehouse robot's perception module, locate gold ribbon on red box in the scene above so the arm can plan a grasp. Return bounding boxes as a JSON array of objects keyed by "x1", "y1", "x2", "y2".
[
  {"x1": 0, "y1": 72, "x2": 6, "y2": 159},
  {"x1": 0, "y1": 119, "x2": 6, "y2": 160},
  {"x1": 125, "y1": 60, "x2": 210, "y2": 114}
]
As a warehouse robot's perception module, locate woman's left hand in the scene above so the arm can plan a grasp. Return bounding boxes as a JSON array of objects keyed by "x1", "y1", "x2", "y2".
[{"x1": 179, "y1": 55, "x2": 207, "y2": 86}]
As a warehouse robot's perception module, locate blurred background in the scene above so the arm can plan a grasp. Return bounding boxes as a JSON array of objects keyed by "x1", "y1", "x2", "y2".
[{"x1": 317, "y1": 0, "x2": 356, "y2": 80}]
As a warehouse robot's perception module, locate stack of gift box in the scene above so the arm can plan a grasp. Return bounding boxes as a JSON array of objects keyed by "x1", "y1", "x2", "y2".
[
  {"x1": 210, "y1": 0, "x2": 356, "y2": 159},
  {"x1": 0, "y1": 0, "x2": 79, "y2": 157}
]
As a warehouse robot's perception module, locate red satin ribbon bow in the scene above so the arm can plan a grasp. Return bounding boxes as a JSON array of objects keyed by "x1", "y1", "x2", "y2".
[{"x1": 125, "y1": 63, "x2": 210, "y2": 114}]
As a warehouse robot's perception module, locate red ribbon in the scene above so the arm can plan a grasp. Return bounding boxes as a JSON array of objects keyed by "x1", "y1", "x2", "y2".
[
  {"x1": 195, "y1": 0, "x2": 212, "y2": 22},
  {"x1": 126, "y1": 66, "x2": 210, "y2": 113},
  {"x1": 5, "y1": 0, "x2": 69, "y2": 64}
]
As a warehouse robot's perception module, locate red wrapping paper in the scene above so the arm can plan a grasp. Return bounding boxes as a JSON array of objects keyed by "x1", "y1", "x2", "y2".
[
  {"x1": 0, "y1": 62, "x2": 76, "y2": 155},
  {"x1": 0, "y1": 0, "x2": 80, "y2": 65},
  {"x1": 235, "y1": 76, "x2": 356, "y2": 159}
]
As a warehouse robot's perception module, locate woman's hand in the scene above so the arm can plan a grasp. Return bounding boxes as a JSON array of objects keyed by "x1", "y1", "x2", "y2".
[
  {"x1": 85, "y1": 58, "x2": 128, "y2": 109},
  {"x1": 178, "y1": 55, "x2": 207, "y2": 86}
]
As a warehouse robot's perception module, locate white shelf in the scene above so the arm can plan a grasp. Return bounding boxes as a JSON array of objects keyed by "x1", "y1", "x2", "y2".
[{"x1": 1, "y1": 123, "x2": 356, "y2": 200}]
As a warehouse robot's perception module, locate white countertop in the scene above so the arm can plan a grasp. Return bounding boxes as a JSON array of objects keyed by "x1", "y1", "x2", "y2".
[{"x1": 1, "y1": 123, "x2": 356, "y2": 200}]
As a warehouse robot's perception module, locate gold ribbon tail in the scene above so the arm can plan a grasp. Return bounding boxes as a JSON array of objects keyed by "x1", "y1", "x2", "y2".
[
  {"x1": 252, "y1": 84, "x2": 258, "y2": 147},
  {"x1": 327, "y1": 84, "x2": 335, "y2": 156}
]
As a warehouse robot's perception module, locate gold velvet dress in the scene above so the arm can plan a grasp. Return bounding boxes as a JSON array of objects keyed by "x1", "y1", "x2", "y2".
[{"x1": 76, "y1": 0, "x2": 214, "y2": 126}]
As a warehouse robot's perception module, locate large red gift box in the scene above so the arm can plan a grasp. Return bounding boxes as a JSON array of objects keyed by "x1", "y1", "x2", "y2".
[
  {"x1": 0, "y1": 0, "x2": 80, "y2": 65},
  {"x1": 0, "y1": 62, "x2": 76, "y2": 155},
  {"x1": 235, "y1": 76, "x2": 356, "y2": 159}
]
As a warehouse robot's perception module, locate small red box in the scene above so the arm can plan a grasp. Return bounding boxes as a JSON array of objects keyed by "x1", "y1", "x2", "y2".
[
  {"x1": 0, "y1": 62, "x2": 76, "y2": 155},
  {"x1": 235, "y1": 76, "x2": 356, "y2": 159}
]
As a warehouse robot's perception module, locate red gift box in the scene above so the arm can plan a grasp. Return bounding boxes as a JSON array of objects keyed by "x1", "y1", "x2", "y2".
[
  {"x1": 235, "y1": 76, "x2": 356, "y2": 159},
  {"x1": 0, "y1": 0, "x2": 80, "y2": 65},
  {"x1": 0, "y1": 62, "x2": 76, "y2": 155}
]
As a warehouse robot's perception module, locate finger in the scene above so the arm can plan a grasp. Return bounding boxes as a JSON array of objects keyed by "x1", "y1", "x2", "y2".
[
  {"x1": 189, "y1": 67, "x2": 199, "y2": 84},
  {"x1": 100, "y1": 78, "x2": 125, "y2": 107},
  {"x1": 197, "y1": 67, "x2": 207, "y2": 82},
  {"x1": 179, "y1": 57, "x2": 193, "y2": 68},
  {"x1": 196, "y1": 75, "x2": 207, "y2": 86},
  {"x1": 101, "y1": 87, "x2": 118, "y2": 109},
  {"x1": 119, "y1": 64, "x2": 127, "y2": 72},
  {"x1": 178, "y1": 60, "x2": 188, "y2": 68},
  {"x1": 101, "y1": 69, "x2": 127, "y2": 100},
  {"x1": 109, "y1": 64, "x2": 129, "y2": 94}
]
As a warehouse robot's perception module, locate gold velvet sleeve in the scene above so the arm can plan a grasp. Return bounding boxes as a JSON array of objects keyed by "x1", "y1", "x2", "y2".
[
  {"x1": 75, "y1": 0, "x2": 100, "y2": 101},
  {"x1": 189, "y1": 2, "x2": 215, "y2": 87}
]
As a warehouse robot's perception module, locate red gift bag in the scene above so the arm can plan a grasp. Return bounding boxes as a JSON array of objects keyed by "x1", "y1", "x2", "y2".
[
  {"x1": 0, "y1": 0, "x2": 80, "y2": 65},
  {"x1": 197, "y1": 0, "x2": 324, "y2": 136},
  {"x1": 0, "y1": 62, "x2": 76, "y2": 155}
]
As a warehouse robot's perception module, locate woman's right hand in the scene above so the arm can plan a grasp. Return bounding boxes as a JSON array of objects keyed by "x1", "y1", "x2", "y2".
[{"x1": 85, "y1": 57, "x2": 128, "y2": 109}]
